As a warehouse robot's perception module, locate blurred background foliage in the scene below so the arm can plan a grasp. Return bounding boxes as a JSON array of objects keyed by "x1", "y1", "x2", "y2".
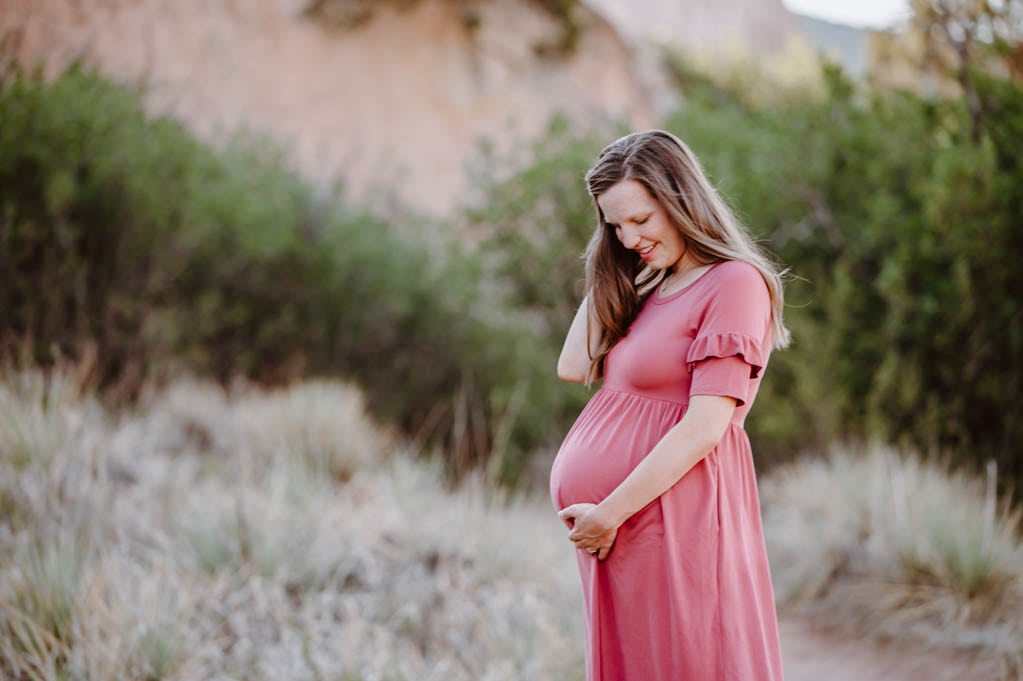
[
  {"x1": 667, "y1": 62, "x2": 1023, "y2": 483},
  {"x1": 0, "y1": 61, "x2": 542, "y2": 480},
  {"x1": 1, "y1": 25, "x2": 1021, "y2": 490}
]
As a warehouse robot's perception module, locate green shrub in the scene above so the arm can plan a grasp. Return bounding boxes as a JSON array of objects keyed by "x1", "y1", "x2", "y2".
[
  {"x1": 468, "y1": 59, "x2": 1023, "y2": 488},
  {"x1": 6, "y1": 55, "x2": 1021, "y2": 488},
  {"x1": 666, "y1": 61, "x2": 1023, "y2": 483},
  {"x1": 0, "y1": 63, "x2": 554, "y2": 480}
]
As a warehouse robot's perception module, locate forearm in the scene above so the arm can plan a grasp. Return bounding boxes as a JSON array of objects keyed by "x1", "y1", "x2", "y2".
[
  {"x1": 557, "y1": 295, "x2": 595, "y2": 382},
  {"x1": 598, "y1": 397, "x2": 734, "y2": 526}
]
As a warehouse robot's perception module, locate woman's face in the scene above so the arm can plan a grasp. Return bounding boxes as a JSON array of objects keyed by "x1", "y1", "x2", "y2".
[{"x1": 597, "y1": 179, "x2": 686, "y2": 271}]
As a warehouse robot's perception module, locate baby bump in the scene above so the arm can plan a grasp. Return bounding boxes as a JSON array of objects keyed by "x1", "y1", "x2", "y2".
[{"x1": 549, "y1": 390, "x2": 685, "y2": 510}]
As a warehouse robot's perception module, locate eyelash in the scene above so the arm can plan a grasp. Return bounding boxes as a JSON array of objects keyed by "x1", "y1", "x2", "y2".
[{"x1": 609, "y1": 217, "x2": 650, "y2": 231}]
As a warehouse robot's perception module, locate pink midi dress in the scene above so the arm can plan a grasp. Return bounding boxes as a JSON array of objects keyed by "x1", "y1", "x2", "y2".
[{"x1": 549, "y1": 260, "x2": 784, "y2": 681}]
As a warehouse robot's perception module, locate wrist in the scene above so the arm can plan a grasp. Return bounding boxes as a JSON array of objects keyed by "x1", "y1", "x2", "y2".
[{"x1": 596, "y1": 495, "x2": 632, "y2": 528}]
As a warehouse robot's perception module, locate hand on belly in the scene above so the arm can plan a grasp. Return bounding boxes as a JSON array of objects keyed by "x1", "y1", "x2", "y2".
[{"x1": 558, "y1": 502, "x2": 620, "y2": 561}]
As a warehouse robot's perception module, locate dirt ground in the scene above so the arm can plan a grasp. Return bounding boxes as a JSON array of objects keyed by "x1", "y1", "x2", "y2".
[{"x1": 780, "y1": 617, "x2": 999, "y2": 681}]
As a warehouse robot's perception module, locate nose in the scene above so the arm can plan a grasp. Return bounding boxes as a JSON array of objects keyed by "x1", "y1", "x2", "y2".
[{"x1": 618, "y1": 225, "x2": 642, "y2": 249}]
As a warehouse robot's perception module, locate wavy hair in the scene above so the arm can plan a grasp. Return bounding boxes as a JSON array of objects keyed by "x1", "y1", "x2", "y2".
[{"x1": 583, "y1": 129, "x2": 790, "y2": 384}]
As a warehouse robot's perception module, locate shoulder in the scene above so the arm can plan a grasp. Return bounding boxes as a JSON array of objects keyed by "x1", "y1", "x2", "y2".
[
  {"x1": 706, "y1": 260, "x2": 769, "y2": 297},
  {"x1": 696, "y1": 260, "x2": 772, "y2": 331},
  {"x1": 688, "y1": 260, "x2": 773, "y2": 363}
]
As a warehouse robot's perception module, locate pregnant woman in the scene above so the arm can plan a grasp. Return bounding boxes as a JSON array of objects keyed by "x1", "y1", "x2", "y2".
[{"x1": 550, "y1": 130, "x2": 789, "y2": 681}]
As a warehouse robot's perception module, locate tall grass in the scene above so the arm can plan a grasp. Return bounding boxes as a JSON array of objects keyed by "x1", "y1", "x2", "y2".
[
  {"x1": 0, "y1": 368, "x2": 584, "y2": 680},
  {"x1": 762, "y1": 445, "x2": 1023, "y2": 676},
  {"x1": 3, "y1": 366, "x2": 1019, "y2": 679}
]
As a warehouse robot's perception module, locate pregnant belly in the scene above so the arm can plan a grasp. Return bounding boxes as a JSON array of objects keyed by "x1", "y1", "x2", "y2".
[{"x1": 549, "y1": 389, "x2": 686, "y2": 511}]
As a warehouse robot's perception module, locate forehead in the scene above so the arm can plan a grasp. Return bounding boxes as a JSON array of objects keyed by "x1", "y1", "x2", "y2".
[{"x1": 597, "y1": 179, "x2": 657, "y2": 224}]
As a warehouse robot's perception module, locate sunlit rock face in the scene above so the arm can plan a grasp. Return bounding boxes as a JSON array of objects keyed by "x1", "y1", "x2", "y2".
[{"x1": 2, "y1": 0, "x2": 658, "y2": 214}]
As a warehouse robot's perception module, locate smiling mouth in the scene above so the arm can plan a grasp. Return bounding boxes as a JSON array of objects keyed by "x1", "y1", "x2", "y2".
[{"x1": 638, "y1": 244, "x2": 655, "y2": 256}]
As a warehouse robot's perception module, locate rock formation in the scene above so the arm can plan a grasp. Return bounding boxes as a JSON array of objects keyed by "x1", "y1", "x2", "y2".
[
  {"x1": 3, "y1": 0, "x2": 662, "y2": 213},
  {"x1": 1, "y1": 0, "x2": 811, "y2": 215}
]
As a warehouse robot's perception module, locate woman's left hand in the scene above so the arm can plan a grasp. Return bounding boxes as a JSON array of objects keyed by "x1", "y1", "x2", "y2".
[{"x1": 558, "y1": 503, "x2": 620, "y2": 561}]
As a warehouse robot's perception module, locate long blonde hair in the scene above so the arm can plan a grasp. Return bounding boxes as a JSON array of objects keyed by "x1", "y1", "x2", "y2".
[{"x1": 583, "y1": 129, "x2": 790, "y2": 384}]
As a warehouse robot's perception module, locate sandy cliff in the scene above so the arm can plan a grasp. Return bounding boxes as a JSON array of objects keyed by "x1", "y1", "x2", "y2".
[
  {"x1": 1, "y1": 0, "x2": 803, "y2": 215},
  {"x1": 2, "y1": 0, "x2": 657, "y2": 214}
]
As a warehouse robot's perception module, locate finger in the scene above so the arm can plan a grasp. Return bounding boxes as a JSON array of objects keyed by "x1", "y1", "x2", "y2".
[
  {"x1": 598, "y1": 530, "x2": 618, "y2": 560},
  {"x1": 571, "y1": 524, "x2": 601, "y2": 542},
  {"x1": 568, "y1": 524, "x2": 592, "y2": 541},
  {"x1": 570, "y1": 528, "x2": 595, "y2": 543},
  {"x1": 558, "y1": 505, "x2": 582, "y2": 520}
]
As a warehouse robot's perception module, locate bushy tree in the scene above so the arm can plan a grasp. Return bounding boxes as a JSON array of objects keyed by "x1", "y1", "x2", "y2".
[
  {"x1": 0, "y1": 63, "x2": 554, "y2": 480},
  {"x1": 668, "y1": 61, "x2": 1023, "y2": 485}
]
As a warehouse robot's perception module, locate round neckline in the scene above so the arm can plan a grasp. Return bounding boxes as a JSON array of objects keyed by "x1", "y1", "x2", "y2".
[{"x1": 651, "y1": 261, "x2": 724, "y2": 304}]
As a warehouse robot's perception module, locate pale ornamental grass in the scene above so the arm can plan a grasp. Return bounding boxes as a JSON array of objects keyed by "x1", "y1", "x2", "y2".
[
  {"x1": 0, "y1": 370, "x2": 586, "y2": 681},
  {"x1": 762, "y1": 444, "x2": 1023, "y2": 676}
]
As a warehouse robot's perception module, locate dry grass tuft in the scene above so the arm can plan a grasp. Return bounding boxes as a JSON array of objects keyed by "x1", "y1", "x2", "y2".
[
  {"x1": 0, "y1": 369, "x2": 584, "y2": 681},
  {"x1": 762, "y1": 444, "x2": 1023, "y2": 674},
  {"x1": 0, "y1": 367, "x2": 103, "y2": 472},
  {"x1": 233, "y1": 380, "x2": 389, "y2": 484}
]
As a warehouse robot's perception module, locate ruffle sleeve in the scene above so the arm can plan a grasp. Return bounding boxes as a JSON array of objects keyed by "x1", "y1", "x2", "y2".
[
  {"x1": 686, "y1": 262, "x2": 772, "y2": 407},
  {"x1": 686, "y1": 332, "x2": 767, "y2": 379}
]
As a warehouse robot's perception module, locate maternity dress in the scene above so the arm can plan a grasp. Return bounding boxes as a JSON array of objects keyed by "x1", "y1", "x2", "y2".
[{"x1": 549, "y1": 260, "x2": 784, "y2": 681}]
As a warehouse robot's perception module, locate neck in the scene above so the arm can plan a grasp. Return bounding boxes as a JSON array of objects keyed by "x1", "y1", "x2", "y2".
[
  {"x1": 661, "y1": 257, "x2": 710, "y2": 295},
  {"x1": 666, "y1": 255, "x2": 696, "y2": 281}
]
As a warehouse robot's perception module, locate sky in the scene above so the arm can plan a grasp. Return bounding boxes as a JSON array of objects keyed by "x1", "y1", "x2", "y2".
[{"x1": 782, "y1": 0, "x2": 913, "y2": 28}]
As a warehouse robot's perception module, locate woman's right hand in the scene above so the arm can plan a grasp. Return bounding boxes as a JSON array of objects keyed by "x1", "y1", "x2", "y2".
[{"x1": 559, "y1": 502, "x2": 620, "y2": 561}]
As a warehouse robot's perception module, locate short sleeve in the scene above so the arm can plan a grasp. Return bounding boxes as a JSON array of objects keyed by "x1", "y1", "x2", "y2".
[{"x1": 686, "y1": 262, "x2": 772, "y2": 406}]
